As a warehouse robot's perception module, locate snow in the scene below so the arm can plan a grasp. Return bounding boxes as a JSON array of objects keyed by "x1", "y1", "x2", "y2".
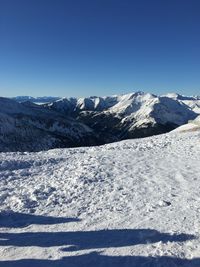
[
  {"x1": 164, "y1": 93, "x2": 200, "y2": 114},
  {"x1": 2, "y1": 92, "x2": 199, "y2": 152},
  {"x1": 13, "y1": 96, "x2": 61, "y2": 104},
  {"x1": 0, "y1": 130, "x2": 200, "y2": 266},
  {"x1": 172, "y1": 115, "x2": 200, "y2": 133},
  {"x1": 47, "y1": 92, "x2": 198, "y2": 129},
  {"x1": 164, "y1": 93, "x2": 200, "y2": 101},
  {"x1": 0, "y1": 97, "x2": 98, "y2": 152},
  {"x1": 13, "y1": 92, "x2": 200, "y2": 117},
  {"x1": 173, "y1": 123, "x2": 200, "y2": 132}
]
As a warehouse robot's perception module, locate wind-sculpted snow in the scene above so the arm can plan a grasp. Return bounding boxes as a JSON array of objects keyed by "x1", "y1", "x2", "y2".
[{"x1": 0, "y1": 131, "x2": 200, "y2": 266}]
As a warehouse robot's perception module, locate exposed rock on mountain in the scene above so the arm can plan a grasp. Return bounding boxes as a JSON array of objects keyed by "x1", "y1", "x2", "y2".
[
  {"x1": 0, "y1": 92, "x2": 199, "y2": 152},
  {"x1": 46, "y1": 92, "x2": 198, "y2": 141}
]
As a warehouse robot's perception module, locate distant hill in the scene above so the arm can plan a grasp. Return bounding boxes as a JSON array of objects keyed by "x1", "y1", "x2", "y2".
[{"x1": 12, "y1": 96, "x2": 61, "y2": 104}]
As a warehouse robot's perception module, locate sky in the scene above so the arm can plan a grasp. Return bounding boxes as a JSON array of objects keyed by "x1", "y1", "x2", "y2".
[{"x1": 0, "y1": 0, "x2": 200, "y2": 97}]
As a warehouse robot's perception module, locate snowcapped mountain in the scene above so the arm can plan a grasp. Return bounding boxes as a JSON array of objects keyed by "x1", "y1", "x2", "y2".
[
  {"x1": 164, "y1": 93, "x2": 200, "y2": 114},
  {"x1": 46, "y1": 91, "x2": 198, "y2": 141},
  {"x1": 164, "y1": 92, "x2": 200, "y2": 101},
  {"x1": 1, "y1": 92, "x2": 199, "y2": 151},
  {"x1": 0, "y1": 97, "x2": 98, "y2": 152}
]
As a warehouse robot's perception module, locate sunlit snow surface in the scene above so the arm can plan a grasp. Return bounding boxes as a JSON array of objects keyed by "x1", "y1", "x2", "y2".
[{"x1": 0, "y1": 130, "x2": 200, "y2": 266}]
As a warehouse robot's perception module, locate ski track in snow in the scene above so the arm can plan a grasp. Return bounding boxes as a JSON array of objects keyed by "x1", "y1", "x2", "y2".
[{"x1": 0, "y1": 131, "x2": 200, "y2": 266}]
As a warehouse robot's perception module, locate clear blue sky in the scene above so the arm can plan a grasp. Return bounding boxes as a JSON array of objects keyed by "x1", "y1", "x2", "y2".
[{"x1": 0, "y1": 0, "x2": 200, "y2": 97}]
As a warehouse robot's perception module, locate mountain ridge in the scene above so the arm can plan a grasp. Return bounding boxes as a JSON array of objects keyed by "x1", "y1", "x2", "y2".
[{"x1": 0, "y1": 91, "x2": 199, "y2": 152}]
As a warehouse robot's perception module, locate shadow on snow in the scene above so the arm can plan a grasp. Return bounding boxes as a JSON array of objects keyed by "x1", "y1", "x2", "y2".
[
  {"x1": 0, "y1": 211, "x2": 80, "y2": 228},
  {"x1": 0, "y1": 212, "x2": 197, "y2": 266},
  {"x1": 0, "y1": 228, "x2": 195, "y2": 249},
  {"x1": 1, "y1": 253, "x2": 200, "y2": 267}
]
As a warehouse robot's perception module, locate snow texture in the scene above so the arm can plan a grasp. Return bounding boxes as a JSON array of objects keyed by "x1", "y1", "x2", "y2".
[{"x1": 0, "y1": 129, "x2": 200, "y2": 266}]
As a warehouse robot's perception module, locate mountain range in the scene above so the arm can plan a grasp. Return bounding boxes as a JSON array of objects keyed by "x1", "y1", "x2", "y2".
[{"x1": 0, "y1": 92, "x2": 199, "y2": 152}]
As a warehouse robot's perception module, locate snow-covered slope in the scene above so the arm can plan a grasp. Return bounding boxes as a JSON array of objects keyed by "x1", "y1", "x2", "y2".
[
  {"x1": 46, "y1": 91, "x2": 198, "y2": 141},
  {"x1": 164, "y1": 93, "x2": 200, "y2": 101},
  {"x1": 46, "y1": 94, "x2": 121, "y2": 113},
  {"x1": 109, "y1": 94, "x2": 196, "y2": 126},
  {"x1": 46, "y1": 91, "x2": 199, "y2": 118},
  {"x1": 172, "y1": 115, "x2": 200, "y2": 133},
  {"x1": 0, "y1": 131, "x2": 200, "y2": 266},
  {"x1": 165, "y1": 93, "x2": 200, "y2": 114},
  {"x1": 2, "y1": 92, "x2": 199, "y2": 151},
  {"x1": 0, "y1": 97, "x2": 97, "y2": 152}
]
